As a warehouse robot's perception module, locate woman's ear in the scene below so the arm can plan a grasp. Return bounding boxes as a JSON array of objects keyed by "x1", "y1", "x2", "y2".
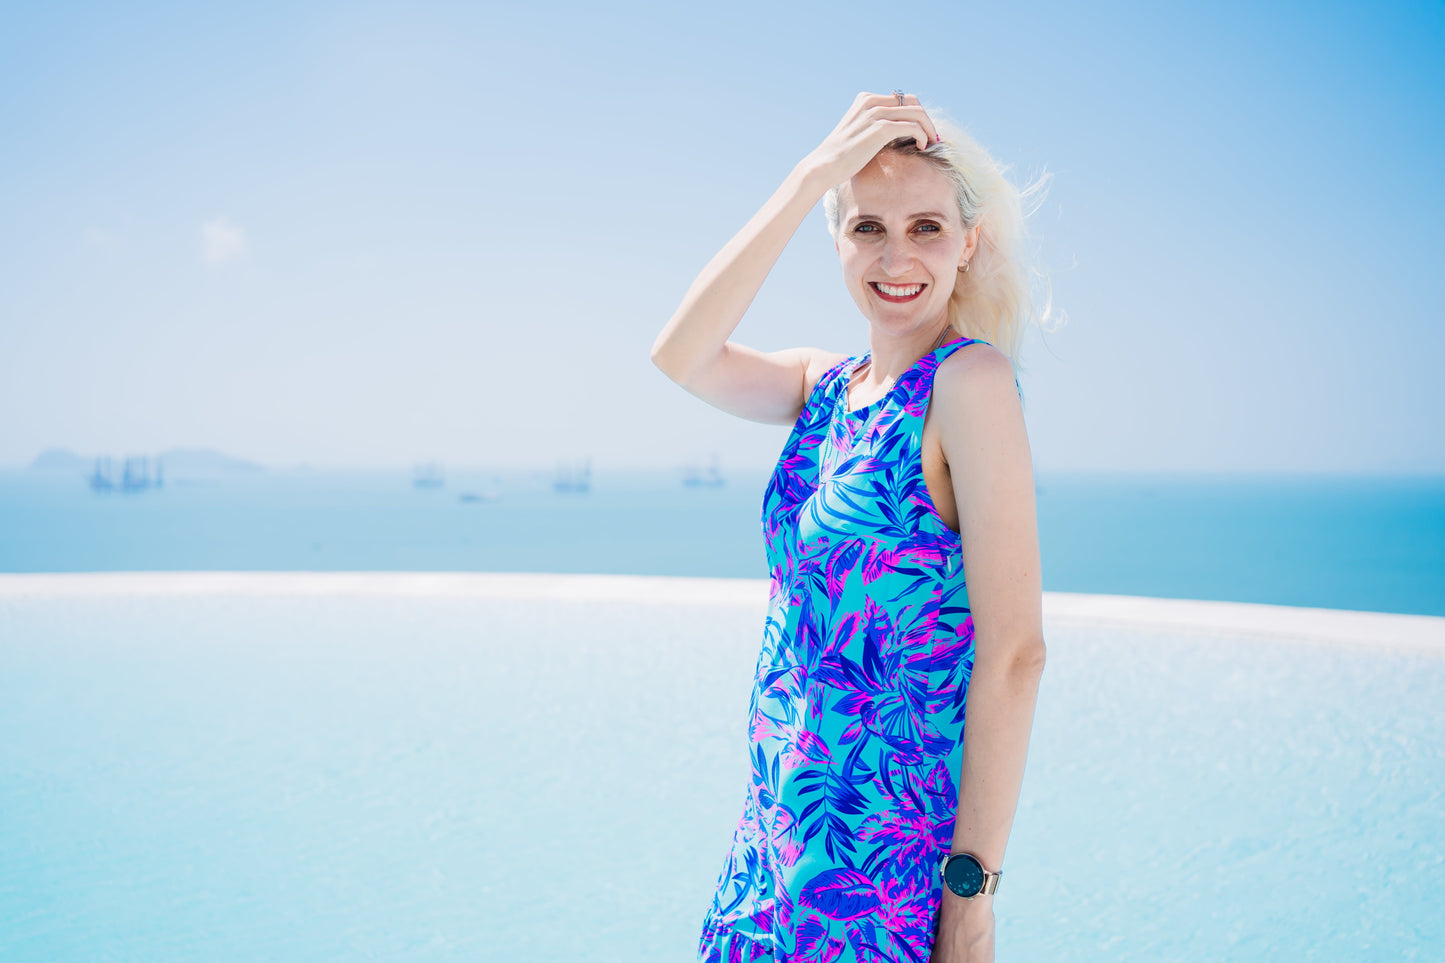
[{"x1": 959, "y1": 224, "x2": 980, "y2": 268}]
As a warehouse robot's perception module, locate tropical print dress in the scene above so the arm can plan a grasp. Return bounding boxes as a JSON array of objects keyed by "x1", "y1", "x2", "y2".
[{"x1": 697, "y1": 335, "x2": 1018, "y2": 963}]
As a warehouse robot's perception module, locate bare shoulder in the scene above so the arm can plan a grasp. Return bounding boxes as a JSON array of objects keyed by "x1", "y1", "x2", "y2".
[
  {"x1": 934, "y1": 340, "x2": 1017, "y2": 400},
  {"x1": 801, "y1": 347, "x2": 853, "y2": 400},
  {"x1": 931, "y1": 341, "x2": 1026, "y2": 465}
]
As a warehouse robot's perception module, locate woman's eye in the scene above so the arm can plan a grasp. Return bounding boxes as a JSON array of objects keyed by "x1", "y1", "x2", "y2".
[{"x1": 852, "y1": 222, "x2": 939, "y2": 235}]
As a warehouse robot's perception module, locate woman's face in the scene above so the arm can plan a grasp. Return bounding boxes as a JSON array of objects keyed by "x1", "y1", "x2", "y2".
[{"x1": 835, "y1": 152, "x2": 977, "y2": 335}]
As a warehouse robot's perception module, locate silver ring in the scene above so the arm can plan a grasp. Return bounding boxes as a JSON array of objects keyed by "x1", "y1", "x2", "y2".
[{"x1": 893, "y1": 89, "x2": 906, "y2": 105}]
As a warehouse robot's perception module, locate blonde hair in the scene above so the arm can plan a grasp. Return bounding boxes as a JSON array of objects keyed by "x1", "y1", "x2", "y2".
[{"x1": 822, "y1": 106, "x2": 1060, "y2": 374}]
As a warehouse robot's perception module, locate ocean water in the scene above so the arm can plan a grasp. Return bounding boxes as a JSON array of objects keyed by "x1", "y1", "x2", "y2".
[
  {"x1": 0, "y1": 583, "x2": 1440, "y2": 961},
  {"x1": 1, "y1": 468, "x2": 1442, "y2": 616}
]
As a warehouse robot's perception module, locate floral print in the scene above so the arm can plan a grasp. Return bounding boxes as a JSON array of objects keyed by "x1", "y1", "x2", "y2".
[{"x1": 697, "y1": 336, "x2": 1017, "y2": 963}]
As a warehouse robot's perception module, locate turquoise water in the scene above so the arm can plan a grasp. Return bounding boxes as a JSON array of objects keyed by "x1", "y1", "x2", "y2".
[
  {"x1": 2, "y1": 469, "x2": 1442, "y2": 615},
  {"x1": 1, "y1": 588, "x2": 1440, "y2": 960}
]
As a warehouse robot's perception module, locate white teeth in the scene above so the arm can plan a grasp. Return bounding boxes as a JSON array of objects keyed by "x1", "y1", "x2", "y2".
[{"x1": 876, "y1": 282, "x2": 924, "y2": 297}]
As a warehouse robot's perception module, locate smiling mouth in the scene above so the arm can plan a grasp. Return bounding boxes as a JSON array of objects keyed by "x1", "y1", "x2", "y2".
[{"x1": 870, "y1": 282, "x2": 926, "y2": 303}]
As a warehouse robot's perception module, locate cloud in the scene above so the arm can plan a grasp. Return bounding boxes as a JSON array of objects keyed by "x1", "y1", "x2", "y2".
[{"x1": 201, "y1": 216, "x2": 248, "y2": 263}]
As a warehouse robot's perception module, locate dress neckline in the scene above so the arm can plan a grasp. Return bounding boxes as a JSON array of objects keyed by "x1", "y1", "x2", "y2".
[{"x1": 842, "y1": 335, "x2": 972, "y2": 418}]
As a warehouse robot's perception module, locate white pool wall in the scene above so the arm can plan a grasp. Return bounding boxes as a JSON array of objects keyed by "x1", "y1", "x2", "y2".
[{"x1": 2, "y1": 571, "x2": 1439, "y2": 653}]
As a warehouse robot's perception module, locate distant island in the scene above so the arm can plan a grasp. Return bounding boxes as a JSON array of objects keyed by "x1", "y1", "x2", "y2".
[{"x1": 29, "y1": 447, "x2": 267, "y2": 476}]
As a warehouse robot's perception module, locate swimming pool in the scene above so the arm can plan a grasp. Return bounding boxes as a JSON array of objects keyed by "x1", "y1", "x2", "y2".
[{"x1": 1, "y1": 573, "x2": 1440, "y2": 961}]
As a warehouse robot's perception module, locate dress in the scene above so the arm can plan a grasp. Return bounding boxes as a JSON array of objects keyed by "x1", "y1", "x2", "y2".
[{"x1": 697, "y1": 335, "x2": 1019, "y2": 963}]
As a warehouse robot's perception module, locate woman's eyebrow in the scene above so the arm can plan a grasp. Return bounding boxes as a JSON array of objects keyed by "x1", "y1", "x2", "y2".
[{"x1": 846, "y1": 211, "x2": 950, "y2": 226}]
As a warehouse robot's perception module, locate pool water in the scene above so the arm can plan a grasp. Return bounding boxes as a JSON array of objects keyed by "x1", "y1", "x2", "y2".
[{"x1": 0, "y1": 578, "x2": 1440, "y2": 961}]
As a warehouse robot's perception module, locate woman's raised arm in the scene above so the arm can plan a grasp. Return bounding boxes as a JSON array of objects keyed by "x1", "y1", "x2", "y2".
[
  {"x1": 650, "y1": 92, "x2": 939, "y2": 426},
  {"x1": 649, "y1": 162, "x2": 835, "y2": 426}
]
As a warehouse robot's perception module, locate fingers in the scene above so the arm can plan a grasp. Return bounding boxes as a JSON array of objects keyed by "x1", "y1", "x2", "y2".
[
  {"x1": 875, "y1": 106, "x2": 940, "y2": 148},
  {"x1": 858, "y1": 90, "x2": 918, "y2": 107},
  {"x1": 817, "y1": 92, "x2": 940, "y2": 183},
  {"x1": 858, "y1": 91, "x2": 940, "y2": 147}
]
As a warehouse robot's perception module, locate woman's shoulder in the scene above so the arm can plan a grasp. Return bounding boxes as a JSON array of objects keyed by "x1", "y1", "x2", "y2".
[
  {"x1": 930, "y1": 341, "x2": 1028, "y2": 474},
  {"x1": 801, "y1": 347, "x2": 855, "y2": 401},
  {"x1": 933, "y1": 340, "x2": 1021, "y2": 407}
]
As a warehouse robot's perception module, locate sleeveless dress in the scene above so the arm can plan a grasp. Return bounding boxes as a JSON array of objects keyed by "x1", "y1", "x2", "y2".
[{"x1": 697, "y1": 335, "x2": 1020, "y2": 963}]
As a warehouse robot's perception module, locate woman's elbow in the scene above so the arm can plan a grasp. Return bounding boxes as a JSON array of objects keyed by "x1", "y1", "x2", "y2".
[
  {"x1": 1008, "y1": 636, "x2": 1047, "y2": 675},
  {"x1": 973, "y1": 634, "x2": 1045, "y2": 677}
]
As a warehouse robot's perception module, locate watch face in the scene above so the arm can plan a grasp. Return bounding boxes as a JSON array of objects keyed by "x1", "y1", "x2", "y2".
[{"x1": 943, "y1": 853, "x2": 984, "y2": 898}]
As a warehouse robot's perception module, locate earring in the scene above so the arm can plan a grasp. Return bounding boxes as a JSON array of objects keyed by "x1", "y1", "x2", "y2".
[{"x1": 959, "y1": 260, "x2": 971, "y2": 273}]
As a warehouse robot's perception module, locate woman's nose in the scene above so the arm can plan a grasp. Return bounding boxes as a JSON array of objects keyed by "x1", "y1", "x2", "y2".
[{"x1": 880, "y1": 240, "x2": 915, "y2": 276}]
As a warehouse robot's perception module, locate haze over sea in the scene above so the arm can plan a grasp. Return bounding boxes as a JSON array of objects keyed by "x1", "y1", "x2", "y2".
[{"x1": 4, "y1": 465, "x2": 1441, "y2": 618}]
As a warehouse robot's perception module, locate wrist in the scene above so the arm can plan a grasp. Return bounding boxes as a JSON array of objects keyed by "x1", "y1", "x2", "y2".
[
  {"x1": 936, "y1": 893, "x2": 994, "y2": 960},
  {"x1": 939, "y1": 887, "x2": 994, "y2": 919},
  {"x1": 790, "y1": 154, "x2": 839, "y2": 198}
]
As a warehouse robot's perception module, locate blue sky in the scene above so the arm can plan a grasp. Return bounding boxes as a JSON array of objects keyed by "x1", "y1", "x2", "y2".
[{"x1": 2, "y1": 0, "x2": 1441, "y2": 473}]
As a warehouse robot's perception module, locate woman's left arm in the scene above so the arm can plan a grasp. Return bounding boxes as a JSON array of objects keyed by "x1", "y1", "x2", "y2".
[{"x1": 930, "y1": 345, "x2": 1047, "y2": 963}]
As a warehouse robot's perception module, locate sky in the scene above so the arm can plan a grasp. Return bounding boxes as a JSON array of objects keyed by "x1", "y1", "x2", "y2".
[{"x1": 2, "y1": 0, "x2": 1442, "y2": 474}]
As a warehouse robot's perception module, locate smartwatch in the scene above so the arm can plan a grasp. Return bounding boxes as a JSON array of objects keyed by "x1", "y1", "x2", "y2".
[{"x1": 939, "y1": 852, "x2": 1002, "y2": 899}]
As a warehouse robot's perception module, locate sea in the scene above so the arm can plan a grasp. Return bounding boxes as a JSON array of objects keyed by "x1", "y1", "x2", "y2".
[{"x1": 1, "y1": 467, "x2": 1442, "y2": 616}]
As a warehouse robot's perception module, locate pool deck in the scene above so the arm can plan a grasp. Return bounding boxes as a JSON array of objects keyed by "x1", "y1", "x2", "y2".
[{"x1": 1, "y1": 571, "x2": 1440, "y2": 655}]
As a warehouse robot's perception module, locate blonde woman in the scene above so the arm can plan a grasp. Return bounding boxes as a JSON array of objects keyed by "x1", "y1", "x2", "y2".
[{"x1": 652, "y1": 91, "x2": 1049, "y2": 963}]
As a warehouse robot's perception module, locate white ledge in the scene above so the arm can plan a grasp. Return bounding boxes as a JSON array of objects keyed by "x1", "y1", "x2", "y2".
[{"x1": 0, "y1": 571, "x2": 1440, "y2": 655}]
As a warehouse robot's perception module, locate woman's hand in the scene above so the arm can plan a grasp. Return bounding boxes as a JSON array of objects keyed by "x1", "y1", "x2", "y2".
[
  {"x1": 930, "y1": 892, "x2": 996, "y2": 963},
  {"x1": 799, "y1": 91, "x2": 940, "y2": 190}
]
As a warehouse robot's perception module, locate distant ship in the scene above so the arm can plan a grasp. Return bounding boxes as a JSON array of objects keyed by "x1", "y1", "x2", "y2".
[
  {"x1": 89, "y1": 455, "x2": 163, "y2": 493},
  {"x1": 553, "y1": 456, "x2": 591, "y2": 493},
  {"x1": 682, "y1": 453, "x2": 726, "y2": 488},
  {"x1": 457, "y1": 490, "x2": 500, "y2": 504},
  {"x1": 87, "y1": 457, "x2": 115, "y2": 492},
  {"x1": 412, "y1": 462, "x2": 445, "y2": 488}
]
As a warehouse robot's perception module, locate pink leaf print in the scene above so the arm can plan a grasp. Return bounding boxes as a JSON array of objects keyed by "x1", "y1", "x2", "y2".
[
  {"x1": 823, "y1": 548, "x2": 855, "y2": 599},
  {"x1": 956, "y1": 613, "x2": 976, "y2": 645},
  {"x1": 794, "y1": 915, "x2": 835, "y2": 960},
  {"x1": 860, "y1": 545, "x2": 898, "y2": 585},
  {"x1": 773, "y1": 874, "x2": 794, "y2": 932},
  {"x1": 771, "y1": 804, "x2": 805, "y2": 867},
  {"x1": 749, "y1": 707, "x2": 782, "y2": 742},
  {"x1": 793, "y1": 727, "x2": 835, "y2": 765},
  {"x1": 798, "y1": 867, "x2": 883, "y2": 921},
  {"x1": 797, "y1": 913, "x2": 849, "y2": 954},
  {"x1": 828, "y1": 609, "x2": 866, "y2": 661},
  {"x1": 922, "y1": 759, "x2": 955, "y2": 803},
  {"x1": 892, "y1": 536, "x2": 949, "y2": 569}
]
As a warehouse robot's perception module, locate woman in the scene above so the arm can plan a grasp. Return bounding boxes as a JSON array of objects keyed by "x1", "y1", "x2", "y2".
[{"x1": 651, "y1": 91, "x2": 1049, "y2": 963}]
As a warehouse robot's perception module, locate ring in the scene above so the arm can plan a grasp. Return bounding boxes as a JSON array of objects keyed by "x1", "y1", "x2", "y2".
[{"x1": 893, "y1": 89, "x2": 905, "y2": 105}]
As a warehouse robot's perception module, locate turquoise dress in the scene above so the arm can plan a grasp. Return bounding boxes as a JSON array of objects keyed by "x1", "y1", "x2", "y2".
[{"x1": 697, "y1": 336, "x2": 1016, "y2": 963}]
